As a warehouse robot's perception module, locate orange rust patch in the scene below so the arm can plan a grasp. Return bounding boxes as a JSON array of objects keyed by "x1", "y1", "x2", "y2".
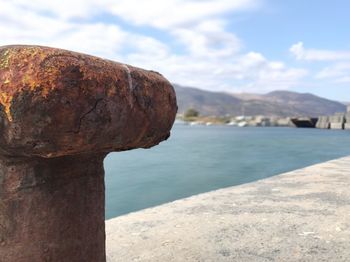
[
  {"x1": 0, "y1": 92, "x2": 13, "y2": 121},
  {"x1": 0, "y1": 45, "x2": 131, "y2": 122},
  {"x1": 0, "y1": 46, "x2": 68, "y2": 121}
]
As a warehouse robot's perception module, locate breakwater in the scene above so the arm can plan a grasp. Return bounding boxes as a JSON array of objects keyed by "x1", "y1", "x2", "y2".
[
  {"x1": 106, "y1": 156, "x2": 350, "y2": 262},
  {"x1": 316, "y1": 112, "x2": 350, "y2": 130}
]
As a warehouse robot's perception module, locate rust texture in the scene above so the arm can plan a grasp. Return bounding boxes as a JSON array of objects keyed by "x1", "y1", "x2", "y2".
[
  {"x1": 0, "y1": 45, "x2": 177, "y2": 262},
  {"x1": 0, "y1": 154, "x2": 106, "y2": 262},
  {"x1": 0, "y1": 45, "x2": 177, "y2": 158}
]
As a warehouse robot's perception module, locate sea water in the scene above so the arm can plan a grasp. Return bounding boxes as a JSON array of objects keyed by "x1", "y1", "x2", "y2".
[{"x1": 105, "y1": 124, "x2": 350, "y2": 219}]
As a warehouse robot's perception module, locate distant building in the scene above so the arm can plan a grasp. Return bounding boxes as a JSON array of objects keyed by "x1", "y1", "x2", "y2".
[{"x1": 347, "y1": 105, "x2": 350, "y2": 113}]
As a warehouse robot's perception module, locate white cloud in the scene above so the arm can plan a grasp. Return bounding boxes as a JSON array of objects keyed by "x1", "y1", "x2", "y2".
[
  {"x1": 172, "y1": 20, "x2": 241, "y2": 58},
  {"x1": 8, "y1": 0, "x2": 258, "y2": 27},
  {"x1": 316, "y1": 63, "x2": 350, "y2": 84},
  {"x1": 234, "y1": 53, "x2": 308, "y2": 92},
  {"x1": 0, "y1": 0, "x2": 308, "y2": 94},
  {"x1": 291, "y1": 42, "x2": 350, "y2": 84},
  {"x1": 108, "y1": 0, "x2": 258, "y2": 29},
  {"x1": 6, "y1": 0, "x2": 100, "y2": 20},
  {"x1": 316, "y1": 63, "x2": 350, "y2": 78},
  {"x1": 126, "y1": 49, "x2": 308, "y2": 93},
  {"x1": 290, "y1": 42, "x2": 350, "y2": 61}
]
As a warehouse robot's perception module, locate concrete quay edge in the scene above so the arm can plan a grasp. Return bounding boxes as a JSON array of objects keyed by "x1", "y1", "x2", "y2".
[{"x1": 106, "y1": 156, "x2": 350, "y2": 262}]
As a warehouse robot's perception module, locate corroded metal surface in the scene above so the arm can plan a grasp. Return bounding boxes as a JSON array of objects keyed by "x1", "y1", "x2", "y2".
[
  {"x1": 0, "y1": 154, "x2": 106, "y2": 262},
  {"x1": 0, "y1": 45, "x2": 177, "y2": 158},
  {"x1": 0, "y1": 45, "x2": 177, "y2": 262}
]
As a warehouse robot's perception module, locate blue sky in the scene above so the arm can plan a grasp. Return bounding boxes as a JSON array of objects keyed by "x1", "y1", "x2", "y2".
[{"x1": 1, "y1": 0, "x2": 349, "y2": 101}]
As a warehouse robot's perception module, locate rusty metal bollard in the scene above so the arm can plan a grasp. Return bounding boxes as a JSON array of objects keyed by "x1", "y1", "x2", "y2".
[{"x1": 0, "y1": 45, "x2": 177, "y2": 262}]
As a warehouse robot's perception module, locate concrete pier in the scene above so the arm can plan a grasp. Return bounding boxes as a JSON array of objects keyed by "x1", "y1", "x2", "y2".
[
  {"x1": 329, "y1": 113, "x2": 345, "y2": 130},
  {"x1": 106, "y1": 157, "x2": 350, "y2": 262},
  {"x1": 315, "y1": 115, "x2": 330, "y2": 129},
  {"x1": 345, "y1": 113, "x2": 350, "y2": 130}
]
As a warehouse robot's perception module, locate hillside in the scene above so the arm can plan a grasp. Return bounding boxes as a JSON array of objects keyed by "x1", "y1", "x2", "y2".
[{"x1": 174, "y1": 84, "x2": 346, "y2": 117}]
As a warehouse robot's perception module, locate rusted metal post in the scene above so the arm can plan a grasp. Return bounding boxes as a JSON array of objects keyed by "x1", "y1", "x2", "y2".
[{"x1": 0, "y1": 45, "x2": 177, "y2": 262}]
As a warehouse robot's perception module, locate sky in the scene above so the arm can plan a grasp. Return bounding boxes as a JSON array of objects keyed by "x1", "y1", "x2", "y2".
[{"x1": 1, "y1": 0, "x2": 350, "y2": 101}]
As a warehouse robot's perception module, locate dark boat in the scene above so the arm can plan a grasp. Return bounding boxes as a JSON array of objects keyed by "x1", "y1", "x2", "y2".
[{"x1": 291, "y1": 117, "x2": 318, "y2": 128}]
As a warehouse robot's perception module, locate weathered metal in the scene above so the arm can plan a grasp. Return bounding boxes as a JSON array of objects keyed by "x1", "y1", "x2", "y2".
[
  {"x1": 0, "y1": 45, "x2": 177, "y2": 262},
  {"x1": 0, "y1": 154, "x2": 106, "y2": 261},
  {"x1": 0, "y1": 45, "x2": 176, "y2": 157}
]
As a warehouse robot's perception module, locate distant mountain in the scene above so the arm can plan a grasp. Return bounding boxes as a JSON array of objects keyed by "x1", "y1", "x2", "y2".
[
  {"x1": 173, "y1": 84, "x2": 346, "y2": 117},
  {"x1": 174, "y1": 84, "x2": 241, "y2": 116},
  {"x1": 263, "y1": 91, "x2": 346, "y2": 116}
]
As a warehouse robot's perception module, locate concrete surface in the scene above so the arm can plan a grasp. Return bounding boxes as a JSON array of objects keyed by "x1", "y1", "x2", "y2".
[{"x1": 106, "y1": 157, "x2": 350, "y2": 262}]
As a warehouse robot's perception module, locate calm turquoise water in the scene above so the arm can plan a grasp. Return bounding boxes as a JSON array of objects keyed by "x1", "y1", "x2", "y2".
[{"x1": 104, "y1": 125, "x2": 350, "y2": 219}]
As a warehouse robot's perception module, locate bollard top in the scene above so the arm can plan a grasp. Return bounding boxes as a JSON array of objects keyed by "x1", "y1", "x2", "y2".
[{"x1": 0, "y1": 45, "x2": 177, "y2": 158}]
